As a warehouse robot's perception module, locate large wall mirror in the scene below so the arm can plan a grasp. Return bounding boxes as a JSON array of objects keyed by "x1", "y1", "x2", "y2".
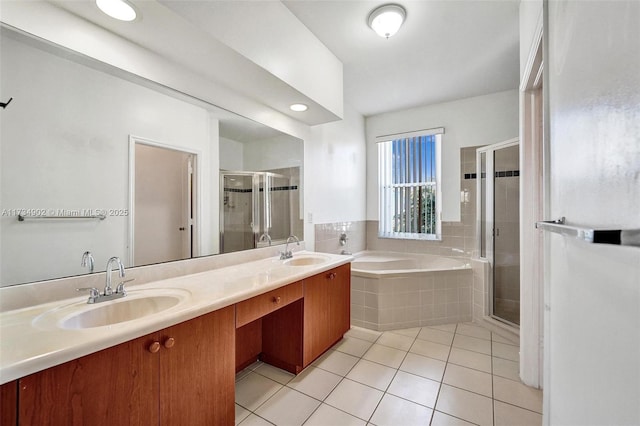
[{"x1": 0, "y1": 26, "x2": 304, "y2": 287}]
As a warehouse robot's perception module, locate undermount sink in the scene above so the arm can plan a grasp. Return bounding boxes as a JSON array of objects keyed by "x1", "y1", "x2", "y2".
[
  {"x1": 284, "y1": 255, "x2": 330, "y2": 266},
  {"x1": 33, "y1": 289, "x2": 191, "y2": 330}
]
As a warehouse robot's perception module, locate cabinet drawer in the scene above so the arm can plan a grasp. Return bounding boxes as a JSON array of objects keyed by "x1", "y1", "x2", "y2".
[{"x1": 236, "y1": 281, "x2": 303, "y2": 328}]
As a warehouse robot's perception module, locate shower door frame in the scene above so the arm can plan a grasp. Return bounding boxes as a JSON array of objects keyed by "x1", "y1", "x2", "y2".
[
  {"x1": 476, "y1": 138, "x2": 520, "y2": 328},
  {"x1": 219, "y1": 171, "x2": 290, "y2": 253}
]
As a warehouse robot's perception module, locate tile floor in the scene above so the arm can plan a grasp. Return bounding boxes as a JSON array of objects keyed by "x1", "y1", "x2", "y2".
[{"x1": 235, "y1": 323, "x2": 542, "y2": 426}]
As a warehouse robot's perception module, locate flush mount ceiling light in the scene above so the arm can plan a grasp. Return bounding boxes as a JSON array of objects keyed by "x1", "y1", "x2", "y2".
[
  {"x1": 368, "y1": 4, "x2": 406, "y2": 38},
  {"x1": 289, "y1": 103, "x2": 308, "y2": 112},
  {"x1": 96, "y1": 0, "x2": 138, "y2": 22}
]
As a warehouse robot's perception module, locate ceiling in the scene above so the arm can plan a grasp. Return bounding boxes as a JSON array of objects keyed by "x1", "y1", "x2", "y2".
[
  {"x1": 283, "y1": 0, "x2": 520, "y2": 117},
  {"x1": 25, "y1": 0, "x2": 520, "y2": 123}
]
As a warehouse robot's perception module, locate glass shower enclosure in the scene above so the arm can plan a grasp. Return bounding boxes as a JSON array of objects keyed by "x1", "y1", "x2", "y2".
[
  {"x1": 220, "y1": 171, "x2": 292, "y2": 253},
  {"x1": 477, "y1": 139, "x2": 521, "y2": 326}
]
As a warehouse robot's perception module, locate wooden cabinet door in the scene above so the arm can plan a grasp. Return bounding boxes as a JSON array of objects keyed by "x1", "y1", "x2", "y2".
[
  {"x1": 329, "y1": 263, "x2": 351, "y2": 340},
  {"x1": 1, "y1": 381, "x2": 17, "y2": 426},
  {"x1": 159, "y1": 305, "x2": 235, "y2": 426},
  {"x1": 303, "y1": 270, "x2": 333, "y2": 366},
  {"x1": 18, "y1": 333, "x2": 159, "y2": 426}
]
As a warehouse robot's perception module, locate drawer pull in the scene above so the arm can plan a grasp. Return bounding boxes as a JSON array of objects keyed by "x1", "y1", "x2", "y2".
[
  {"x1": 328, "y1": 272, "x2": 337, "y2": 280},
  {"x1": 273, "y1": 296, "x2": 281, "y2": 304},
  {"x1": 163, "y1": 337, "x2": 176, "y2": 349},
  {"x1": 148, "y1": 341, "x2": 161, "y2": 353}
]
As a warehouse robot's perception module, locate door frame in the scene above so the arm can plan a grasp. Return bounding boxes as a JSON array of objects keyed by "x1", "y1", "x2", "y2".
[
  {"x1": 519, "y1": 14, "x2": 545, "y2": 389},
  {"x1": 128, "y1": 135, "x2": 201, "y2": 266}
]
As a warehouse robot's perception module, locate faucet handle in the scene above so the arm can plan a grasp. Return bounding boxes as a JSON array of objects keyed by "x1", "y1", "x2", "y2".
[
  {"x1": 77, "y1": 287, "x2": 100, "y2": 303},
  {"x1": 115, "y1": 278, "x2": 135, "y2": 294}
]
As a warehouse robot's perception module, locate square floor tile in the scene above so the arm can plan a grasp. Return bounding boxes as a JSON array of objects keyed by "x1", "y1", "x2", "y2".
[
  {"x1": 236, "y1": 368, "x2": 252, "y2": 383},
  {"x1": 493, "y1": 376, "x2": 543, "y2": 413},
  {"x1": 494, "y1": 400, "x2": 542, "y2": 426},
  {"x1": 452, "y1": 334, "x2": 491, "y2": 355},
  {"x1": 345, "y1": 326, "x2": 382, "y2": 342},
  {"x1": 363, "y1": 343, "x2": 407, "y2": 368},
  {"x1": 346, "y1": 359, "x2": 397, "y2": 391},
  {"x1": 387, "y1": 371, "x2": 440, "y2": 408},
  {"x1": 448, "y1": 347, "x2": 492, "y2": 373},
  {"x1": 492, "y1": 332, "x2": 518, "y2": 345},
  {"x1": 428, "y1": 323, "x2": 458, "y2": 333},
  {"x1": 287, "y1": 366, "x2": 342, "y2": 400},
  {"x1": 436, "y1": 384, "x2": 493, "y2": 426},
  {"x1": 303, "y1": 403, "x2": 366, "y2": 426},
  {"x1": 410, "y1": 338, "x2": 451, "y2": 361},
  {"x1": 255, "y1": 387, "x2": 320, "y2": 426},
  {"x1": 369, "y1": 394, "x2": 433, "y2": 426},
  {"x1": 238, "y1": 414, "x2": 273, "y2": 426},
  {"x1": 376, "y1": 331, "x2": 415, "y2": 351},
  {"x1": 390, "y1": 327, "x2": 421, "y2": 338},
  {"x1": 399, "y1": 352, "x2": 446, "y2": 382},
  {"x1": 235, "y1": 404, "x2": 250, "y2": 425},
  {"x1": 443, "y1": 363, "x2": 492, "y2": 397},
  {"x1": 312, "y1": 350, "x2": 359, "y2": 376},
  {"x1": 493, "y1": 341, "x2": 519, "y2": 362},
  {"x1": 430, "y1": 410, "x2": 476, "y2": 426},
  {"x1": 456, "y1": 323, "x2": 491, "y2": 340},
  {"x1": 254, "y1": 363, "x2": 295, "y2": 385},
  {"x1": 236, "y1": 372, "x2": 283, "y2": 411},
  {"x1": 325, "y1": 378, "x2": 384, "y2": 421},
  {"x1": 493, "y1": 356, "x2": 520, "y2": 381},
  {"x1": 417, "y1": 327, "x2": 455, "y2": 345},
  {"x1": 333, "y1": 336, "x2": 373, "y2": 357}
]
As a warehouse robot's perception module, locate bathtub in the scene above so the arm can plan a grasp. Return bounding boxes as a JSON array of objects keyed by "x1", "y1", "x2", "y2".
[{"x1": 350, "y1": 251, "x2": 473, "y2": 331}]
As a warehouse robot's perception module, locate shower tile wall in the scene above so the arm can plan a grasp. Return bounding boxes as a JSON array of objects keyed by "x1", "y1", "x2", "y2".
[
  {"x1": 314, "y1": 221, "x2": 366, "y2": 255},
  {"x1": 366, "y1": 147, "x2": 481, "y2": 258}
]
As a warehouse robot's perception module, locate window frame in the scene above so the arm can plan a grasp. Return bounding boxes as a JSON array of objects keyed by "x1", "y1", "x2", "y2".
[{"x1": 377, "y1": 129, "x2": 443, "y2": 241}]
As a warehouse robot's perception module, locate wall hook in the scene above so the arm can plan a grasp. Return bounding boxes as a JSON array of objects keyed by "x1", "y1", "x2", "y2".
[{"x1": 0, "y1": 98, "x2": 13, "y2": 109}]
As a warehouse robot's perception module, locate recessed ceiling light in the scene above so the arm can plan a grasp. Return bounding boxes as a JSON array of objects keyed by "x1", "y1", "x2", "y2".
[
  {"x1": 96, "y1": 0, "x2": 138, "y2": 22},
  {"x1": 290, "y1": 103, "x2": 308, "y2": 112},
  {"x1": 368, "y1": 4, "x2": 406, "y2": 38}
]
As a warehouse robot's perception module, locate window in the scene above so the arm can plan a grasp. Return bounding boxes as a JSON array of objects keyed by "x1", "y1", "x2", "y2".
[{"x1": 378, "y1": 129, "x2": 442, "y2": 240}]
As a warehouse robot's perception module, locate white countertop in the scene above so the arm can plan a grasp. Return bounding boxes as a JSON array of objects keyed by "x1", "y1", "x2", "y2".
[{"x1": 0, "y1": 251, "x2": 352, "y2": 384}]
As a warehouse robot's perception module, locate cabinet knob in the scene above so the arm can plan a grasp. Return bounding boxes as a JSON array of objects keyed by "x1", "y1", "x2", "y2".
[
  {"x1": 273, "y1": 296, "x2": 281, "y2": 304},
  {"x1": 164, "y1": 337, "x2": 176, "y2": 349},
  {"x1": 148, "y1": 341, "x2": 161, "y2": 353},
  {"x1": 328, "y1": 272, "x2": 337, "y2": 280}
]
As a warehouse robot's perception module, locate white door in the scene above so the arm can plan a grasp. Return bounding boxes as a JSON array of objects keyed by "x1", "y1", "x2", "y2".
[
  {"x1": 133, "y1": 142, "x2": 194, "y2": 266},
  {"x1": 544, "y1": 1, "x2": 640, "y2": 424}
]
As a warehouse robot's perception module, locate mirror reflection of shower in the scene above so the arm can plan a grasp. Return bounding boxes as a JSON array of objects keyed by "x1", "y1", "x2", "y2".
[{"x1": 220, "y1": 168, "x2": 301, "y2": 253}]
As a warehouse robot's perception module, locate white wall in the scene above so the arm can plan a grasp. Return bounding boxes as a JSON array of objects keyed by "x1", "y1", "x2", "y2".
[
  {"x1": 0, "y1": 35, "x2": 213, "y2": 285},
  {"x1": 305, "y1": 104, "x2": 367, "y2": 248},
  {"x1": 366, "y1": 90, "x2": 519, "y2": 222},
  {"x1": 219, "y1": 137, "x2": 244, "y2": 171}
]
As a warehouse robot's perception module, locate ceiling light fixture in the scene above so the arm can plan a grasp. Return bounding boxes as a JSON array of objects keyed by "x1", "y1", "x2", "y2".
[
  {"x1": 290, "y1": 103, "x2": 308, "y2": 112},
  {"x1": 96, "y1": 0, "x2": 138, "y2": 22},
  {"x1": 368, "y1": 4, "x2": 406, "y2": 39}
]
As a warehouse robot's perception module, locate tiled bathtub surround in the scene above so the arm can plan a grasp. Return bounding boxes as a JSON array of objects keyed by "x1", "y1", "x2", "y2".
[
  {"x1": 315, "y1": 221, "x2": 366, "y2": 255},
  {"x1": 351, "y1": 269, "x2": 473, "y2": 331}
]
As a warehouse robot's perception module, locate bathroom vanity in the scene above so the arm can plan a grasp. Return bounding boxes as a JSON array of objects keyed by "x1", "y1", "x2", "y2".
[{"x1": 0, "y1": 253, "x2": 351, "y2": 426}]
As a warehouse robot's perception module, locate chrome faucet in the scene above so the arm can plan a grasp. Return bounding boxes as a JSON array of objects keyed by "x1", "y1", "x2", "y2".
[
  {"x1": 280, "y1": 235, "x2": 300, "y2": 260},
  {"x1": 105, "y1": 256, "x2": 125, "y2": 296},
  {"x1": 77, "y1": 256, "x2": 130, "y2": 304},
  {"x1": 259, "y1": 232, "x2": 272, "y2": 246},
  {"x1": 81, "y1": 251, "x2": 95, "y2": 273}
]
